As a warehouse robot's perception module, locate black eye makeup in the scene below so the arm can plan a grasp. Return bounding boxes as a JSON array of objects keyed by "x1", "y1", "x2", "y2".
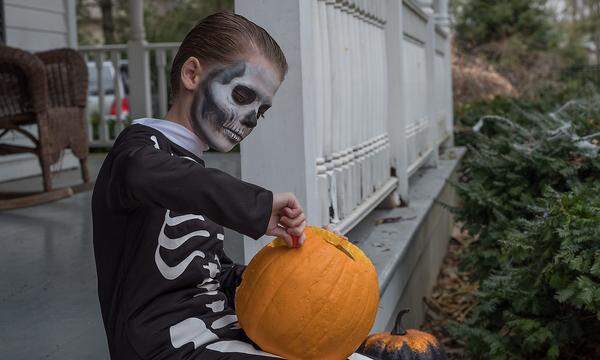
[
  {"x1": 231, "y1": 85, "x2": 257, "y2": 105},
  {"x1": 257, "y1": 104, "x2": 271, "y2": 119}
]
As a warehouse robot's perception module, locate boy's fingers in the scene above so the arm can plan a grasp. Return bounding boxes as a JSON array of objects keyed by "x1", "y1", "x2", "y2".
[
  {"x1": 286, "y1": 220, "x2": 306, "y2": 237},
  {"x1": 280, "y1": 213, "x2": 306, "y2": 228},
  {"x1": 283, "y1": 206, "x2": 303, "y2": 218},
  {"x1": 269, "y1": 226, "x2": 292, "y2": 245},
  {"x1": 286, "y1": 226, "x2": 303, "y2": 237},
  {"x1": 285, "y1": 194, "x2": 301, "y2": 210}
]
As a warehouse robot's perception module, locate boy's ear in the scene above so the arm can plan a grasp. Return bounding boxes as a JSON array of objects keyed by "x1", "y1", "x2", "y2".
[{"x1": 180, "y1": 56, "x2": 203, "y2": 92}]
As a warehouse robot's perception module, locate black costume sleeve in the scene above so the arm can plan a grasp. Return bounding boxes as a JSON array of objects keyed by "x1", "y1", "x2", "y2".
[{"x1": 108, "y1": 130, "x2": 272, "y2": 240}]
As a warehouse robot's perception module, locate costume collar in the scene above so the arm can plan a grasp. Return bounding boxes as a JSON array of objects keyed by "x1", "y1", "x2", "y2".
[{"x1": 132, "y1": 118, "x2": 209, "y2": 158}]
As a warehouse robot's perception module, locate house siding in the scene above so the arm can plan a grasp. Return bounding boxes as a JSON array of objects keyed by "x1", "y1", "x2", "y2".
[{"x1": 5, "y1": 0, "x2": 68, "y2": 51}]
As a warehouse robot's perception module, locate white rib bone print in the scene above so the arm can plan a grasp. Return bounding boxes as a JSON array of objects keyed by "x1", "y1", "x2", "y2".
[
  {"x1": 198, "y1": 281, "x2": 220, "y2": 292},
  {"x1": 211, "y1": 315, "x2": 238, "y2": 330},
  {"x1": 155, "y1": 210, "x2": 209, "y2": 280}
]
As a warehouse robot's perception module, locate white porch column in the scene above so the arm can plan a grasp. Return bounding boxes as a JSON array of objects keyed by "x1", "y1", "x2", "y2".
[
  {"x1": 385, "y1": 0, "x2": 409, "y2": 202},
  {"x1": 127, "y1": 0, "x2": 152, "y2": 118},
  {"x1": 64, "y1": 0, "x2": 78, "y2": 48},
  {"x1": 235, "y1": 0, "x2": 319, "y2": 263},
  {"x1": 434, "y1": 0, "x2": 450, "y2": 29}
]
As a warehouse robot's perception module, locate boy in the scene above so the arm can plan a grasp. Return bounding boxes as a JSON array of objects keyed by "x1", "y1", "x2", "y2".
[{"x1": 92, "y1": 12, "x2": 306, "y2": 359}]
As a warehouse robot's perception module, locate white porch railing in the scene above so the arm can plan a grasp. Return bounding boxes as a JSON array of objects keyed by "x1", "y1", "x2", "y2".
[
  {"x1": 312, "y1": 0, "x2": 392, "y2": 230},
  {"x1": 237, "y1": 0, "x2": 453, "y2": 262},
  {"x1": 78, "y1": 42, "x2": 180, "y2": 147}
]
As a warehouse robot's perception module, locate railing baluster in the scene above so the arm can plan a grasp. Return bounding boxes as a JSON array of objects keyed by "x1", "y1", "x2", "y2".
[
  {"x1": 349, "y1": 1, "x2": 358, "y2": 210},
  {"x1": 313, "y1": 0, "x2": 328, "y2": 226},
  {"x1": 95, "y1": 51, "x2": 108, "y2": 145},
  {"x1": 328, "y1": 0, "x2": 342, "y2": 223},
  {"x1": 82, "y1": 53, "x2": 94, "y2": 143},
  {"x1": 359, "y1": 0, "x2": 368, "y2": 202},
  {"x1": 155, "y1": 49, "x2": 168, "y2": 118},
  {"x1": 340, "y1": 2, "x2": 351, "y2": 217},
  {"x1": 111, "y1": 50, "x2": 124, "y2": 137},
  {"x1": 318, "y1": 0, "x2": 333, "y2": 224}
]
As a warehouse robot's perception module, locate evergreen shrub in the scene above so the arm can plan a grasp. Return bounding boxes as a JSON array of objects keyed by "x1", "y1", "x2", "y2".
[{"x1": 449, "y1": 95, "x2": 600, "y2": 359}]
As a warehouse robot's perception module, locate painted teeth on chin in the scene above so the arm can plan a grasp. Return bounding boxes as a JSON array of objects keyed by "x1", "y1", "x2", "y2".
[{"x1": 223, "y1": 128, "x2": 241, "y2": 142}]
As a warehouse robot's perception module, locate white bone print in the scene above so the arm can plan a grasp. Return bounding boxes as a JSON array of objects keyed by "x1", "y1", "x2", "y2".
[
  {"x1": 217, "y1": 233, "x2": 224, "y2": 241},
  {"x1": 149, "y1": 133, "x2": 200, "y2": 166},
  {"x1": 206, "y1": 341, "x2": 280, "y2": 357},
  {"x1": 164, "y1": 212, "x2": 204, "y2": 226},
  {"x1": 211, "y1": 315, "x2": 238, "y2": 329},
  {"x1": 197, "y1": 281, "x2": 219, "y2": 292},
  {"x1": 150, "y1": 135, "x2": 160, "y2": 149},
  {"x1": 203, "y1": 262, "x2": 220, "y2": 278},
  {"x1": 205, "y1": 300, "x2": 225, "y2": 313},
  {"x1": 197, "y1": 278, "x2": 214, "y2": 287},
  {"x1": 169, "y1": 317, "x2": 218, "y2": 350},
  {"x1": 155, "y1": 210, "x2": 210, "y2": 280},
  {"x1": 181, "y1": 156, "x2": 199, "y2": 164}
]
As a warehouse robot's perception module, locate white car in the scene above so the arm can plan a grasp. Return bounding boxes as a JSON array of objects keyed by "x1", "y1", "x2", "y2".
[{"x1": 86, "y1": 60, "x2": 129, "y2": 122}]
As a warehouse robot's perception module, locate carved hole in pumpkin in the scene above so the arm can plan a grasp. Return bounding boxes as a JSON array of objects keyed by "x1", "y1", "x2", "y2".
[
  {"x1": 333, "y1": 243, "x2": 356, "y2": 260},
  {"x1": 323, "y1": 237, "x2": 356, "y2": 261},
  {"x1": 269, "y1": 234, "x2": 356, "y2": 260}
]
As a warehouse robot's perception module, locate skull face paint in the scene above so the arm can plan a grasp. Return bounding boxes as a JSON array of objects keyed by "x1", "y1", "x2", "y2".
[{"x1": 191, "y1": 61, "x2": 280, "y2": 152}]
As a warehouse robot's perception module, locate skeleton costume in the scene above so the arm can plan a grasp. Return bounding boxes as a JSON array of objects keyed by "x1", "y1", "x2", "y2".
[
  {"x1": 92, "y1": 118, "x2": 283, "y2": 359},
  {"x1": 92, "y1": 60, "x2": 373, "y2": 359}
]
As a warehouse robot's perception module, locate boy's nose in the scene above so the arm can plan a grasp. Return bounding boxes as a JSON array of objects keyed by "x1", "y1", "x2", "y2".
[{"x1": 240, "y1": 112, "x2": 258, "y2": 128}]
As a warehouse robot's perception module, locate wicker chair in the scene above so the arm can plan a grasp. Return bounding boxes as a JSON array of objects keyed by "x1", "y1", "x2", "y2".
[{"x1": 0, "y1": 45, "x2": 90, "y2": 210}]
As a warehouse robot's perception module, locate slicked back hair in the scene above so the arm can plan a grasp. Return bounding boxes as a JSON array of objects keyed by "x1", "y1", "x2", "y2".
[{"x1": 170, "y1": 11, "x2": 288, "y2": 98}]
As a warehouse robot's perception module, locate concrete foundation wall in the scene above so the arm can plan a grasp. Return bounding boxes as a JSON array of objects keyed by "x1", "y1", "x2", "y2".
[
  {"x1": 390, "y1": 172, "x2": 459, "y2": 328},
  {"x1": 353, "y1": 147, "x2": 465, "y2": 332}
]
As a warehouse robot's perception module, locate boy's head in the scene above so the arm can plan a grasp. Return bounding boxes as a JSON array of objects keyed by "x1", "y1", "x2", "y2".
[{"x1": 170, "y1": 12, "x2": 288, "y2": 152}]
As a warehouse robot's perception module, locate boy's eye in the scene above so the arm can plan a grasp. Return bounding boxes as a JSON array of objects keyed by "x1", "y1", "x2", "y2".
[
  {"x1": 257, "y1": 104, "x2": 271, "y2": 119},
  {"x1": 232, "y1": 85, "x2": 256, "y2": 105}
]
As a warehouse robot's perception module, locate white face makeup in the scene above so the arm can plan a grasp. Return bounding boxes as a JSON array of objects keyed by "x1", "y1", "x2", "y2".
[{"x1": 190, "y1": 61, "x2": 281, "y2": 152}]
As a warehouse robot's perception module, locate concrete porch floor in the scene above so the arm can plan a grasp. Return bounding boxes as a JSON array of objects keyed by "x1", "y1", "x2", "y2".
[{"x1": 0, "y1": 152, "x2": 242, "y2": 360}]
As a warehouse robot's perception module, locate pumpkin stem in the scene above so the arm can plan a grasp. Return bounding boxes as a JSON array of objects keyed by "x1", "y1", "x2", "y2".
[{"x1": 392, "y1": 309, "x2": 410, "y2": 336}]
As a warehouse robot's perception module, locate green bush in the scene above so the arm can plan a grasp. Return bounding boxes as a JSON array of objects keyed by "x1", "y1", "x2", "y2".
[{"x1": 449, "y1": 95, "x2": 600, "y2": 359}]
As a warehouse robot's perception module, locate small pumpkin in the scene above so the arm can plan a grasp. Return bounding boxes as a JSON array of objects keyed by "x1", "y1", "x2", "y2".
[
  {"x1": 359, "y1": 309, "x2": 446, "y2": 360},
  {"x1": 235, "y1": 226, "x2": 380, "y2": 360}
]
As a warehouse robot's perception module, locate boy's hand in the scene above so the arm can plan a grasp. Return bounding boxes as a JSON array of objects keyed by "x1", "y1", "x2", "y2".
[{"x1": 267, "y1": 192, "x2": 306, "y2": 247}]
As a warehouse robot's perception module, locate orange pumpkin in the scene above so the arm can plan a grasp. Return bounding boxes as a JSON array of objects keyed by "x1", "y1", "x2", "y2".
[
  {"x1": 235, "y1": 226, "x2": 380, "y2": 360},
  {"x1": 359, "y1": 309, "x2": 446, "y2": 360}
]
